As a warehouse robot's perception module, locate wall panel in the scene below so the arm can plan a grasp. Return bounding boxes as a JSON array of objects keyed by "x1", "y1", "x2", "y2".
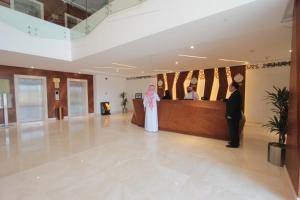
[
  {"x1": 203, "y1": 69, "x2": 214, "y2": 100},
  {"x1": 176, "y1": 71, "x2": 189, "y2": 99},
  {"x1": 286, "y1": 0, "x2": 300, "y2": 196},
  {"x1": 0, "y1": 65, "x2": 94, "y2": 124},
  {"x1": 157, "y1": 74, "x2": 165, "y2": 98},
  {"x1": 217, "y1": 67, "x2": 228, "y2": 100}
]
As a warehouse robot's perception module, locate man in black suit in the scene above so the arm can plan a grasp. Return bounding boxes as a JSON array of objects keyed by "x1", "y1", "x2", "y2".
[{"x1": 226, "y1": 81, "x2": 242, "y2": 148}]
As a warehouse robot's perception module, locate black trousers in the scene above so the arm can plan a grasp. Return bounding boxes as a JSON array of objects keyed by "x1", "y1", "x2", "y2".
[{"x1": 227, "y1": 119, "x2": 240, "y2": 146}]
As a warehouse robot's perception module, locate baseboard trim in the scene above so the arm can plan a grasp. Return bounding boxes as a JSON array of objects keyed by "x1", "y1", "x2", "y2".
[{"x1": 284, "y1": 166, "x2": 300, "y2": 200}]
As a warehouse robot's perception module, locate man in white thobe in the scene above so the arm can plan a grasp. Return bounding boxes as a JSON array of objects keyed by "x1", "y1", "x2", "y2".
[
  {"x1": 184, "y1": 86, "x2": 199, "y2": 100},
  {"x1": 143, "y1": 85, "x2": 160, "y2": 132}
]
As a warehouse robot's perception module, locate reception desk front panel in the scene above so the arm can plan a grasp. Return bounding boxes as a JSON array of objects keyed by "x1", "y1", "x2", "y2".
[{"x1": 132, "y1": 99, "x2": 229, "y2": 140}]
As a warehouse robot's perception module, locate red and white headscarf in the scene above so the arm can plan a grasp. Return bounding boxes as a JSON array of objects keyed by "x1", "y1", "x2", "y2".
[{"x1": 145, "y1": 85, "x2": 155, "y2": 110}]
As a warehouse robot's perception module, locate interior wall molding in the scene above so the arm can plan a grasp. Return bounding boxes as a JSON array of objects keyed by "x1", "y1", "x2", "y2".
[
  {"x1": 247, "y1": 61, "x2": 291, "y2": 70},
  {"x1": 126, "y1": 75, "x2": 156, "y2": 80}
]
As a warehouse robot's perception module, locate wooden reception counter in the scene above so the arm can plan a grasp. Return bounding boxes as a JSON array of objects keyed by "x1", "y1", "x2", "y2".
[{"x1": 132, "y1": 99, "x2": 232, "y2": 140}]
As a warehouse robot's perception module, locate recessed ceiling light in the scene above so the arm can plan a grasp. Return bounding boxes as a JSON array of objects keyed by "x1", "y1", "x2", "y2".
[
  {"x1": 289, "y1": 49, "x2": 292, "y2": 53},
  {"x1": 178, "y1": 54, "x2": 207, "y2": 59},
  {"x1": 78, "y1": 72, "x2": 81, "y2": 74},
  {"x1": 175, "y1": 61, "x2": 179, "y2": 65},
  {"x1": 30, "y1": 66, "x2": 35, "y2": 69},
  {"x1": 218, "y1": 58, "x2": 248, "y2": 64},
  {"x1": 112, "y1": 63, "x2": 137, "y2": 68},
  {"x1": 190, "y1": 45, "x2": 195, "y2": 49},
  {"x1": 141, "y1": 71, "x2": 145, "y2": 74}
]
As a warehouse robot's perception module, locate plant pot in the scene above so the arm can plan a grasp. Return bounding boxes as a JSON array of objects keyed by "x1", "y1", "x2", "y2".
[{"x1": 267, "y1": 142, "x2": 285, "y2": 167}]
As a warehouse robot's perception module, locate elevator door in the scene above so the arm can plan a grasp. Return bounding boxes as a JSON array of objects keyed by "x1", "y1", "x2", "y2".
[
  {"x1": 15, "y1": 76, "x2": 47, "y2": 123},
  {"x1": 68, "y1": 80, "x2": 88, "y2": 117}
]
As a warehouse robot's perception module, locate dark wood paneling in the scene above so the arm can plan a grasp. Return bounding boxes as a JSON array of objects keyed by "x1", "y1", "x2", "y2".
[
  {"x1": 157, "y1": 74, "x2": 165, "y2": 98},
  {"x1": 217, "y1": 67, "x2": 228, "y2": 100},
  {"x1": 176, "y1": 71, "x2": 189, "y2": 99},
  {"x1": 35, "y1": 1, "x2": 89, "y2": 26},
  {"x1": 0, "y1": 65, "x2": 94, "y2": 124},
  {"x1": 230, "y1": 65, "x2": 246, "y2": 111},
  {"x1": 132, "y1": 99, "x2": 245, "y2": 140},
  {"x1": 166, "y1": 72, "x2": 175, "y2": 94},
  {"x1": 286, "y1": 0, "x2": 300, "y2": 196},
  {"x1": 190, "y1": 70, "x2": 199, "y2": 91},
  {"x1": 0, "y1": 0, "x2": 9, "y2": 6},
  {"x1": 203, "y1": 69, "x2": 214, "y2": 100}
]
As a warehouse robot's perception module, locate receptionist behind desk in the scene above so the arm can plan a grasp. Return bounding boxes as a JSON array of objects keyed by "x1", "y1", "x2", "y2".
[
  {"x1": 184, "y1": 86, "x2": 199, "y2": 100},
  {"x1": 162, "y1": 90, "x2": 172, "y2": 100}
]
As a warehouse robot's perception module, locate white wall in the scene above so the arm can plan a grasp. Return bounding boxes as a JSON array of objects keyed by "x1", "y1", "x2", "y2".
[
  {"x1": 245, "y1": 67, "x2": 290, "y2": 124},
  {"x1": 126, "y1": 77, "x2": 157, "y2": 111},
  {"x1": 94, "y1": 74, "x2": 126, "y2": 114}
]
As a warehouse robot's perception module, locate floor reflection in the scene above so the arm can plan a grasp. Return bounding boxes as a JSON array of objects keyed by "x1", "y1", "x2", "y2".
[{"x1": 0, "y1": 114, "x2": 294, "y2": 200}]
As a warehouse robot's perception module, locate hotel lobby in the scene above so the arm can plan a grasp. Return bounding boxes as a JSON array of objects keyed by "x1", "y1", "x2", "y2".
[{"x1": 0, "y1": 0, "x2": 299, "y2": 199}]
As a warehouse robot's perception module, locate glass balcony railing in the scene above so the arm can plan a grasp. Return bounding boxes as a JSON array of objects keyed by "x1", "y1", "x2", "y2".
[{"x1": 0, "y1": 0, "x2": 145, "y2": 40}]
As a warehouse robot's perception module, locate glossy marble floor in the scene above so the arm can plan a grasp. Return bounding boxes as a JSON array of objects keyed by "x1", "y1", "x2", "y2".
[{"x1": 0, "y1": 114, "x2": 294, "y2": 200}]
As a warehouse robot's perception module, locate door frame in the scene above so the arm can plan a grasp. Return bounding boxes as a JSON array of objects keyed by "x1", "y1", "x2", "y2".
[
  {"x1": 14, "y1": 75, "x2": 48, "y2": 123},
  {"x1": 67, "y1": 78, "x2": 88, "y2": 117}
]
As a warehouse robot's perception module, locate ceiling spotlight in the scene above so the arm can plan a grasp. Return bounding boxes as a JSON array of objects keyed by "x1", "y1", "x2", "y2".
[
  {"x1": 30, "y1": 66, "x2": 35, "y2": 69},
  {"x1": 190, "y1": 45, "x2": 195, "y2": 49},
  {"x1": 289, "y1": 49, "x2": 292, "y2": 53},
  {"x1": 78, "y1": 72, "x2": 81, "y2": 74},
  {"x1": 175, "y1": 61, "x2": 179, "y2": 65}
]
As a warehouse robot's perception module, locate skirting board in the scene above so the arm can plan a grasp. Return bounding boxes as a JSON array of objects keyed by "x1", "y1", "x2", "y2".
[{"x1": 284, "y1": 166, "x2": 300, "y2": 200}]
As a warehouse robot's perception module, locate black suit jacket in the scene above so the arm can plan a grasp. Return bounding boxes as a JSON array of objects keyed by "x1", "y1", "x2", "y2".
[{"x1": 226, "y1": 90, "x2": 242, "y2": 120}]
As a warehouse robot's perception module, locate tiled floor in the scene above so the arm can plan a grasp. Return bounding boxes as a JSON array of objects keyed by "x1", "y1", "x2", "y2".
[{"x1": 0, "y1": 114, "x2": 294, "y2": 200}]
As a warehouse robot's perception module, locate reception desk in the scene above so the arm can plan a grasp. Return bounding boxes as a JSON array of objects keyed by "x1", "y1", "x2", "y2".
[{"x1": 132, "y1": 99, "x2": 244, "y2": 140}]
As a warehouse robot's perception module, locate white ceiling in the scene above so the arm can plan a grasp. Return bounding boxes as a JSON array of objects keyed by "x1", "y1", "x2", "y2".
[{"x1": 0, "y1": 0, "x2": 292, "y2": 77}]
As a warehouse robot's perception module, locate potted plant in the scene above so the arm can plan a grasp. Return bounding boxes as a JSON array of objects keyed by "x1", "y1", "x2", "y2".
[
  {"x1": 120, "y1": 92, "x2": 128, "y2": 113},
  {"x1": 263, "y1": 86, "x2": 289, "y2": 167}
]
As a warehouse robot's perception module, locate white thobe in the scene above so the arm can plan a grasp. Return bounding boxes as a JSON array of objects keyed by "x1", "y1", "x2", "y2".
[
  {"x1": 143, "y1": 93, "x2": 160, "y2": 132},
  {"x1": 184, "y1": 91, "x2": 199, "y2": 100}
]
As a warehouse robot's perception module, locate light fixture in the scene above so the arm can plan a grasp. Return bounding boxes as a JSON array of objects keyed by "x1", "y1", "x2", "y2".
[
  {"x1": 141, "y1": 71, "x2": 145, "y2": 74},
  {"x1": 30, "y1": 66, "x2": 35, "y2": 69},
  {"x1": 178, "y1": 54, "x2": 207, "y2": 59},
  {"x1": 218, "y1": 58, "x2": 248, "y2": 64},
  {"x1": 112, "y1": 63, "x2": 137, "y2": 68},
  {"x1": 78, "y1": 72, "x2": 81, "y2": 74},
  {"x1": 190, "y1": 45, "x2": 195, "y2": 49},
  {"x1": 289, "y1": 49, "x2": 292, "y2": 53},
  {"x1": 175, "y1": 61, "x2": 179, "y2": 65}
]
